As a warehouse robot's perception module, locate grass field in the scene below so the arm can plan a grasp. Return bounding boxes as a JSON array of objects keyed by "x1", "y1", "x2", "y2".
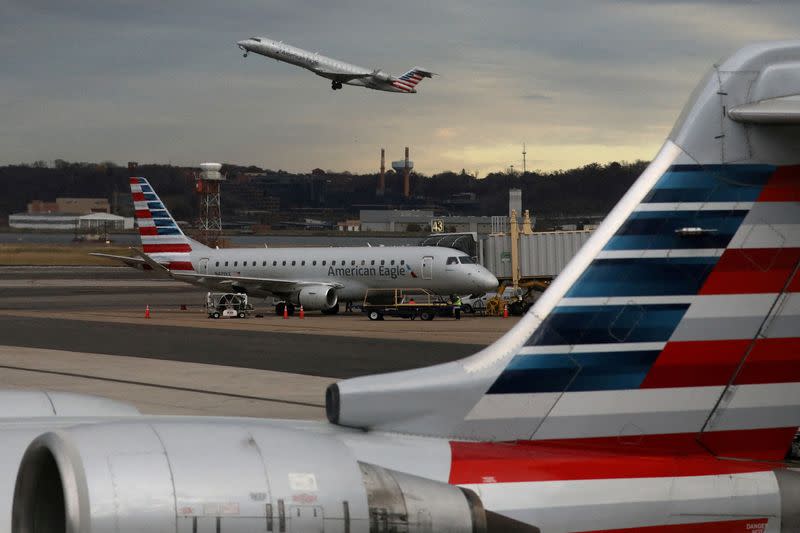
[{"x1": 0, "y1": 243, "x2": 133, "y2": 266}]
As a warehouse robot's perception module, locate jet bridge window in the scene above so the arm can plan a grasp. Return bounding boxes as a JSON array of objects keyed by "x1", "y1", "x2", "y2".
[
  {"x1": 446, "y1": 257, "x2": 459, "y2": 265},
  {"x1": 459, "y1": 256, "x2": 476, "y2": 264}
]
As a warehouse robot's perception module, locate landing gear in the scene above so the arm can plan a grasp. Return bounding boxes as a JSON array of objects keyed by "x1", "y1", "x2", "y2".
[{"x1": 331, "y1": 80, "x2": 343, "y2": 90}]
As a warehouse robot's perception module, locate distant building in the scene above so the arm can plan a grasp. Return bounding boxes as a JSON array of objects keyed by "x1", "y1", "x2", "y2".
[
  {"x1": 359, "y1": 209, "x2": 492, "y2": 234},
  {"x1": 337, "y1": 219, "x2": 361, "y2": 232},
  {"x1": 10, "y1": 212, "x2": 132, "y2": 231},
  {"x1": 26, "y1": 197, "x2": 110, "y2": 215}
]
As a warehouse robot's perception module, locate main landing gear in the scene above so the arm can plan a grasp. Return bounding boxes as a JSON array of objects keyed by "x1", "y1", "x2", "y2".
[{"x1": 331, "y1": 80, "x2": 343, "y2": 90}]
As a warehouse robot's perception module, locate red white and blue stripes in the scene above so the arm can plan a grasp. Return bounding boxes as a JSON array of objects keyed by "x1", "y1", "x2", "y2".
[
  {"x1": 392, "y1": 68, "x2": 426, "y2": 93},
  {"x1": 464, "y1": 162, "x2": 800, "y2": 460},
  {"x1": 130, "y1": 177, "x2": 194, "y2": 271}
]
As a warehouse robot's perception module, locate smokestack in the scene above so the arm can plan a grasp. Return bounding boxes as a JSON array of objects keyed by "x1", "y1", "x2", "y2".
[
  {"x1": 128, "y1": 161, "x2": 138, "y2": 172},
  {"x1": 403, "y1": 146, "x2": 410, "y2": 199},
  {"x1": 378, "y1": 148, "x2": 385, "y2": 196}
]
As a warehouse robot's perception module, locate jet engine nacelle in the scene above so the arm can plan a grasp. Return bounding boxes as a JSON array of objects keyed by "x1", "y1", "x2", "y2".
[
  {"x1": 12, "y1": 422, "x2": 488, "y2": 533},
  {"x1": 371, "y1": 69, "x2": 392, "y2": 82},
  {"x1": 297, "y1": 285, "x2": 338, "y2": 310}
]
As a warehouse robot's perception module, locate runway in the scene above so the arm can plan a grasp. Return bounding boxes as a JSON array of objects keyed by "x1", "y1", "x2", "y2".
[{"x1": 0, "y1": 266, "x2": 518, "y2": 418}]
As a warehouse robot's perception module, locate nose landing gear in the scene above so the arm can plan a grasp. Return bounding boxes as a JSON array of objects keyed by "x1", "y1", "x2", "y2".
[{"x1": 331, "y1": 80, "x2": 343, "y2": 90}]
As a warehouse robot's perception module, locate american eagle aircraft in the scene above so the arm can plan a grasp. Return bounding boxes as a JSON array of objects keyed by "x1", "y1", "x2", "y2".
[
  {"x1": 3, "y1": 41, "x2": 800, "y2": 532},
  {"x1": 237, "y1": 35, "x2": 436, "y2": 93},
  {"x1": 91, "y1": 179, "x2": 497, "y2": 315}
]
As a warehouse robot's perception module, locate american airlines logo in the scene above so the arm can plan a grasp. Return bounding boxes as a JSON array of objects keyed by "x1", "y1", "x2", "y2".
[{"x1": 327, "y1": 265, "x2": 409, "y2": 279}]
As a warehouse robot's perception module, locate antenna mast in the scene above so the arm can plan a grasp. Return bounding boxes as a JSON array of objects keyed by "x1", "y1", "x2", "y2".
[{"x1": 522, "y1": 143, "x2": 527, "y2": 174}]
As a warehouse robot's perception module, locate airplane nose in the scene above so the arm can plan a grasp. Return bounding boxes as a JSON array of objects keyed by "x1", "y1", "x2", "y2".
[
  {"x1": 475, "y1": 268, "x2": 499, "y2": 292},
  {"x1": 237, "y1": 40, "x2": 248, "y2": 49}
]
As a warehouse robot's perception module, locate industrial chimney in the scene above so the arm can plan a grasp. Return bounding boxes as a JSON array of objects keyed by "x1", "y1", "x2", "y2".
[
  {"x1": 378, "y1": 148, "x2": 385, "y2": 197},
  {"x1": 403, "y1": 147, "x2": 410, "y2": 198}
]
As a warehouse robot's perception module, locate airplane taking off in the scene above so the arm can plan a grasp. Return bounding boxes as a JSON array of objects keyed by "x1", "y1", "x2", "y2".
[
  {"x1": 91, "y1": 178, "x2": 497, "y2": 315},
  {"x1": 3, "y1": 42, "x2": 800, "y2": 532},
  {"x1": 237, "y1": 36, "x2": 436, "y2": 92}
]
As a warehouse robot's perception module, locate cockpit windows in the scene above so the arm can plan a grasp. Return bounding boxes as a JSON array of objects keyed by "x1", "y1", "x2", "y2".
[
  {"x1": 446, "y1": 257, "x2": 459, "y2": 265},
  {"x1": 250, "y1": 37, "x2": 262, "y2": 42},
  {"x1": 459, "y1": 256, "x2": 476, "y2": 264}
]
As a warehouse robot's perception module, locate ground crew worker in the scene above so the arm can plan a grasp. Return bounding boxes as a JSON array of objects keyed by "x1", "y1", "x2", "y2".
[{"x1": 453, "y1": 295, "x2": 462, "y2": 320}]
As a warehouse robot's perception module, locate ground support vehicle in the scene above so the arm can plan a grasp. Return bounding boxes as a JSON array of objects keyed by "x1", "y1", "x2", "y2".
[
  {"x1": 206, "y1": 292, "x2": 253, "y2": 319},
  {"x1": 362, "y1": 288, "x2": 452, "y2": 321}
]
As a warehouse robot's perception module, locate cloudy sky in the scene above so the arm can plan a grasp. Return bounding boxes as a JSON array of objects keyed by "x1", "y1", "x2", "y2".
[{"x1": 1, "y1": 0, "x2": 798, "y2": 174}]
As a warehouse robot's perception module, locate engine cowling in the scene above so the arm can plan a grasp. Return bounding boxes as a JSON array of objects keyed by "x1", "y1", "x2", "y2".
[
  {"x1": 371, "y1": 69, "x2": 392, "y2": 82},
  {"x1": 297, "y1": 285, "x2": 338, "y2": 310},
  {"x1": 12, "y1": 422, "x2": 487, "y2": 533}
]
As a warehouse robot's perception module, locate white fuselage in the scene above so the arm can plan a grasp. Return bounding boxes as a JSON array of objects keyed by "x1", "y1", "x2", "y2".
[
  {"x1": 237, "y1": 36, "x2": 411, "y2": 93},
  {"x1": 188, "y1": 245, "x2": 497, "y2": 301}
]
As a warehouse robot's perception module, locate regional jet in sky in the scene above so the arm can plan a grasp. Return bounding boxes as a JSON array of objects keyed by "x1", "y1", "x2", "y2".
[
  {"x1": 91, "y1": 178, "x2": 497, "y2": 315},
  {"x1": 237, "y1": 35, "x2": 436, "y2": 92},
  {"x1": 5, "y1": 42, "x2": 800, "y2": 532}
]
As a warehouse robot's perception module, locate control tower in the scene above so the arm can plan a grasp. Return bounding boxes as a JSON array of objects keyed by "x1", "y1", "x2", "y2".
[{"x1": 195, "y1": 162, "x2": 224, "y2": 247}]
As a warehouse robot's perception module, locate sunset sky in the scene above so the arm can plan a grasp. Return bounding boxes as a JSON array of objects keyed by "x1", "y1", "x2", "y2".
[{"x1": 2, "y1": 0, "x2": 798, "y2": 175}]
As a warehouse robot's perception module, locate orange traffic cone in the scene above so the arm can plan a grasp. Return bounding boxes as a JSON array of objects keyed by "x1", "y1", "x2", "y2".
[
  {"x1": 283, "y1": 304, "x2": 289, "y2": 319},
  {"x1": 299, "y1": 305, "x2": 305, "y2": 319},
  {"x1": 145, "y1": 305, "x2": 151, "y2": 319},
  {"x1": 503, "y1": 304, "x2": 509, "y2": 319}
]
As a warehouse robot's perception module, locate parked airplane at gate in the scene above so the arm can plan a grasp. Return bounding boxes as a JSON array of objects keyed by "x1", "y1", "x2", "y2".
[
  {"x1": 91, "y1": 179, "x2": 497, "y2": 315},
  {"x1": 237, "y1": 35, "x2": 436, "y2": 93},
  {"x1": 4, "y1": 42, "x2": 800, "y2": 532}
]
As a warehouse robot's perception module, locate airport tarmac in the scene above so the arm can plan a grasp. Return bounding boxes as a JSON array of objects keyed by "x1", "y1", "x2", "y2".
[{"x1": 0, "y1": 266, "x2": 519, "y2": 419}]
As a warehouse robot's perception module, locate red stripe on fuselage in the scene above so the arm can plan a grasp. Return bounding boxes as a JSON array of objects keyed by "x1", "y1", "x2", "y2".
[
  {"x1": 448, "y1": 429, "x2": 792, "y2": 484},
  {"x1": 168, "y1": 261, "x2": 194, "y2": 271},
  {"x1": 757, "y1": 165, "x2": 800, "y2": 202},
  {"x1": 577, "y1": 518, "x2": 769, "y2": 533},
  {"x1": 142, "y1": 244, "x2": 191, "y2": 253},
  {"x1": 135, "y1": 209, "x2": 152, "y2": 219},
  {"x1": 698, "y1": 248, "x2": 800, "y2": 295}
]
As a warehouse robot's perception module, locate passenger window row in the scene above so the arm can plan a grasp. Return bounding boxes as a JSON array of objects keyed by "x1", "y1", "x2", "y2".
[{"x1": 214, "y1": 259, "x2": 407, "y2": 268}]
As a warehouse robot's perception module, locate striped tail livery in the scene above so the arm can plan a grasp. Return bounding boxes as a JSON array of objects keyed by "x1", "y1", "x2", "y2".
[
  {"x1": 392, "y1": 66, "x2": 435, "y2": 93},
  {"x1": 327, "y1": 42, "x2": 800, "y2": 532},
  {"x1": 130, "y1": 177, "x2": 197, "y2": 272}
]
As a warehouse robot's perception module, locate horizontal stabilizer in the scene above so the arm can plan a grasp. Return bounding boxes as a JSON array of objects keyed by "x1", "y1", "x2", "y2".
[
  {"x1": 89, "y1": 253, "x2": 145, "y2": 269},
  {"x1": 728, "y1": 94, "x2": 800, "y2": 124}
]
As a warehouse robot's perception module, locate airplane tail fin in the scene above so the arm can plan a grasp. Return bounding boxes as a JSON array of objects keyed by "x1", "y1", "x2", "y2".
[
  {"x1": 393, "y1": 66, "x2": 436, "y2": 92},
  {"x1": 328, "y1": 42, "x2": 800, "y2": 462},
  {"x1": 130, "y1": 177, "x2": 195, "y2": 272}
]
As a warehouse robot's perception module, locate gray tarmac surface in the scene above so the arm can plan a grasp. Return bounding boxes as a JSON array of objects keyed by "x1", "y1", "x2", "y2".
[{"x1": 0, "y1": 315, "x2": 479, "y2": 379}]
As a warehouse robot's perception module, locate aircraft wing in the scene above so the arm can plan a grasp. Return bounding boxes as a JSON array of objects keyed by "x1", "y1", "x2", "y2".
[
  {"x1": 312, "y1": 68, "x2": 372, "y2": 82},
  {"x1": 172, "y1": 271, "x2": 342, "y2": 295}
]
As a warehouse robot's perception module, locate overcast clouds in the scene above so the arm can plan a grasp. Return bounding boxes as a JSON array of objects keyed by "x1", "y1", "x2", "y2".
[{"x1": 1, "y1": 0, "x2": 798, "y2": 174}]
